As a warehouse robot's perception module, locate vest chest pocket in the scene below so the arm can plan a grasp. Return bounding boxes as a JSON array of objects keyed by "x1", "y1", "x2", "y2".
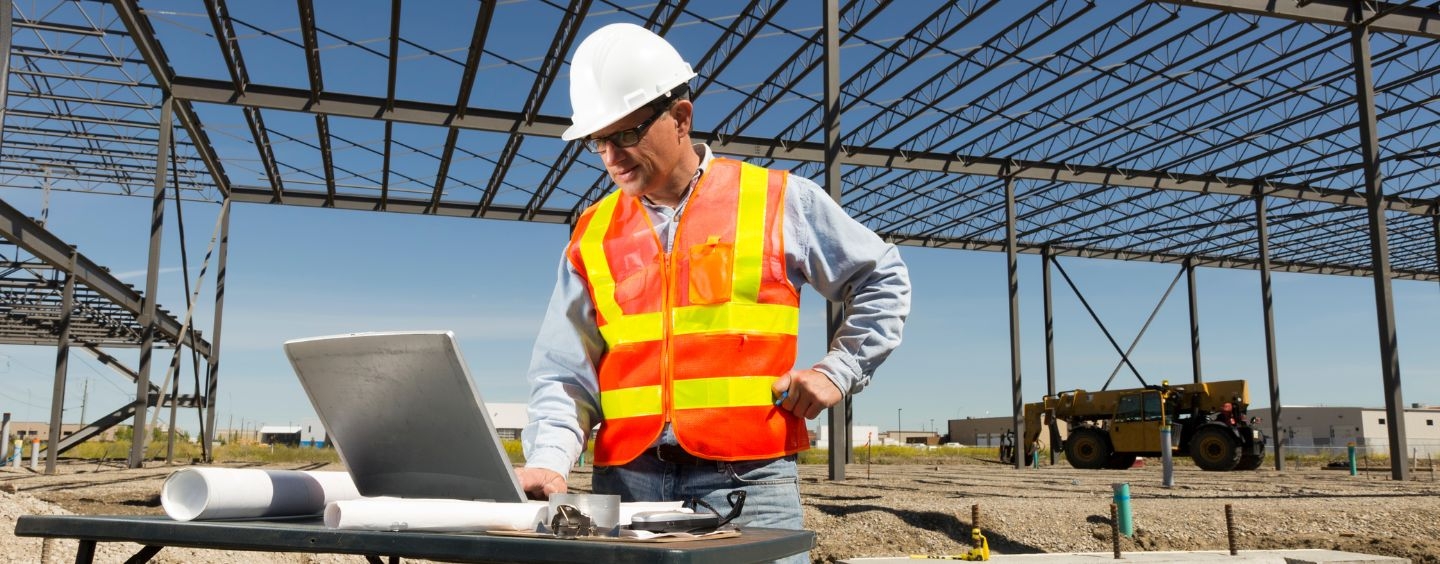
[{"x1": 688, "y1": 237, "x2": 733, "y2": 305}]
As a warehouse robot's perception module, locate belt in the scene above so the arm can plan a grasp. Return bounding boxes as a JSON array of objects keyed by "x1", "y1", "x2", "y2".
[{"x1": 652, "y1": 444, "x2": 715, "y2": 465}]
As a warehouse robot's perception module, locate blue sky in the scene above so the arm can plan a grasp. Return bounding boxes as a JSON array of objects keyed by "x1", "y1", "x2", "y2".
[
  {"x1": 2, "y1": 1, "x2": 1439, "y2": 441},
  {"x1": 1, "y1": 187, "x2": 1437, "y2": 438}
]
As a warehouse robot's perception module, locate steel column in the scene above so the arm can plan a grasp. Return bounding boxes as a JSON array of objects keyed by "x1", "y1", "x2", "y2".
[
  {"x1": 1254, "y1": 189, "x2": 1283, "y2": 471},
  {"x1": 129, "y1": 97, "x2": 172, "y2": 469},
  {"x1": 821, "y1": 0, "x2": 848, "y2": 481},
  {"x1": 1350, "y1": 21, "x2": 1409, "y2": 481},
  {"x1": 1042, "y1": 247, "x2": 1057, "y2": 465},
  {"x1": 1186, "y1": 256, "x2": 1203, "y2": 384},
  {"x1": 202, "y1": 201, "x2": 230, "y2": 462},
  {"x1": 45, "y1": 248, "x2": 77, "y2": 475},
  {"x1": 1004, "y1": 173, "x2": 1024, "y2": 470}
]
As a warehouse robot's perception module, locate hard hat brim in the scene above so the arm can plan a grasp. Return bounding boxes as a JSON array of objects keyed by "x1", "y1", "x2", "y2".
[{"x1": 560, "y1": 74, "x2": 695, "y2": 142}]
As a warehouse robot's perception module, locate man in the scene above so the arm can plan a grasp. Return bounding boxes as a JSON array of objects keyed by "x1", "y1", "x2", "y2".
[{"x1": 518, "y1": 22, "x2": 910, "y2": 549}]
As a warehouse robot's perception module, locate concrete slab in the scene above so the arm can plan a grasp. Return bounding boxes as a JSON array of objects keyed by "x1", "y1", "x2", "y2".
[{"x1": 840, "y1": 549, "x2": 1408, "y2": 564}]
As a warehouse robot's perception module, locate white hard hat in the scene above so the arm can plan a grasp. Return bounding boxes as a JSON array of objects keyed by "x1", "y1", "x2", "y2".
[{"x1": 562, "y1": 23, "x2": 696, "y2": 141}]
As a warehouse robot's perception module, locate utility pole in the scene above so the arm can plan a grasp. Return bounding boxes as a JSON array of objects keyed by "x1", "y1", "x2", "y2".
[{"x1": 78, "y1": 379, "x2": 88, "y2": 426}]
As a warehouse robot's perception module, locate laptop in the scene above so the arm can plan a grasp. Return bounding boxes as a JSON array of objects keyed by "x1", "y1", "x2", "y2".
[{"x1": 284, "y1": 330, "x2": 527, "y2": 502}]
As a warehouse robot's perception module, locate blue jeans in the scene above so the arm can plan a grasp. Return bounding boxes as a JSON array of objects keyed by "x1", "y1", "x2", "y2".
[{"x1": 594, "y1": 447, "x2": 807, "y2": 564}]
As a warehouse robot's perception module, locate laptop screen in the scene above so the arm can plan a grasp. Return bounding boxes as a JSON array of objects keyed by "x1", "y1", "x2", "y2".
[{"x1": 285, "y1": 331, "x2": 526, "y2": 503}]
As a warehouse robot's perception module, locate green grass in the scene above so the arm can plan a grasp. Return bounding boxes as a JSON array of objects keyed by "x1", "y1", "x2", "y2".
[{"x1": 62, "y1": 440, "x2": 340, "y2": 465}]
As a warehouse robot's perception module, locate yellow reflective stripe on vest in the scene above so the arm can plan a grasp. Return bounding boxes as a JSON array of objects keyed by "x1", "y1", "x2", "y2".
[
  {"x1": 598, "y1": 311, "x2": 662, "y2": 346},
  {"x1": 600, "y1": 302, "x2": 799, "y2": 346},
  {"x1": 731, "y1": 163, "x2": 767, "y2": 304},
  {"x1": 579, "y1": 194, "x2": 625, "y2": 330},
  {"x1": 673, "y1": 376, "x2": 780, "y2": 410},
  {"x1": 600, "y1": 384, "x2": 662, "y2": 420},
  {"x1": 671, "y1": 302, "x2": 798, "y2": 336}
]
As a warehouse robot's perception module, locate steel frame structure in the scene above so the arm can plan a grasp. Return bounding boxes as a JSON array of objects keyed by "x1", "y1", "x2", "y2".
[{"x1": 3, "y1": 0, "x2": 1438, "y2": 479}]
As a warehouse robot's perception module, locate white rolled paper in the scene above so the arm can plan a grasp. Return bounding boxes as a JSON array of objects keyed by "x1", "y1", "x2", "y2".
[
  {"x1": 324, "y1": 498, "x2": 549, "y2": 532},
  {"x1": 161, "y1": 467, "x2": 362, "y2": 521}
]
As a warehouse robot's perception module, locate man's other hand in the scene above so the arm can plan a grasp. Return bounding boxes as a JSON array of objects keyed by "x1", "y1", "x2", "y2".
[
  {"x1": 772, "y1": 368, "x2": 843, "y2": 420},
  {"x1": 516, "y1": 467, "x2": 568, "y2": 500}
]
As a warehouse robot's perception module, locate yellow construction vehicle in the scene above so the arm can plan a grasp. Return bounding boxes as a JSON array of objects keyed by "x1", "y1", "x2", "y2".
[{"x1": 1010, "y1": 379, "x2": 1266, "y2": 471}]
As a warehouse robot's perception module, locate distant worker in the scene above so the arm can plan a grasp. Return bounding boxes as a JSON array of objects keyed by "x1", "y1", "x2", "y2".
[
  {"x1": 1218, "y1": 403, "x2": 1237, "y2": 426},
  {"x1": 516, "y1": 21, "x2": 911, "y2": 558}
]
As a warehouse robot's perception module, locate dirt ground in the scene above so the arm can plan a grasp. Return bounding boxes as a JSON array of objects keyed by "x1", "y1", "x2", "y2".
[{"x1": 3, "y1": 458, "x2": 1439, "y2": 563}]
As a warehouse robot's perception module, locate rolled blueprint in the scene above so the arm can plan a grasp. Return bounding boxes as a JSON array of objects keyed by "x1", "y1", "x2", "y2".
[
  {"x1": 325, "y1": 498, "x2": 549, "y2": 531},
  {"x1": 161, "y1": 467, "x2": 362, "y2": 521}
]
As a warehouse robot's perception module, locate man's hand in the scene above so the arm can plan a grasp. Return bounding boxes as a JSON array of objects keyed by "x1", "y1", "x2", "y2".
[
  {"x1": 772, "y1": 368, "x2": 843, "y2": 420},
  {"x1": 516, "y1": 467, "x2": 568, "y2": 500}
]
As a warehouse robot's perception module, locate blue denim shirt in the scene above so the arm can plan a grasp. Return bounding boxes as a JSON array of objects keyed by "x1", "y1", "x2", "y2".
[{"x1": 522, "y1": 144, "x2": 911, "y2": 478}]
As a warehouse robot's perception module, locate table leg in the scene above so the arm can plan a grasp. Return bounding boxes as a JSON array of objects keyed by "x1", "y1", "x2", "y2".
[
  {"x1": 74, "y1": 540, "x2": 95, "y2": 564},
  {"x1": 122, "y1": 545, "x2": 162, "y2": 564}
]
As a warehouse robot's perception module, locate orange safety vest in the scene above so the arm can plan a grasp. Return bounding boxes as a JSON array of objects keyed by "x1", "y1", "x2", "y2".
[{"x1": 568, "y1": 158, "x2": 809, "y2": 466}]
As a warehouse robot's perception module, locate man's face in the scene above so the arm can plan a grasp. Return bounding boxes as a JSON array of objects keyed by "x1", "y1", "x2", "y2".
[{"x1": 588, "y1": 100, "x2": 690, "y2": 200}]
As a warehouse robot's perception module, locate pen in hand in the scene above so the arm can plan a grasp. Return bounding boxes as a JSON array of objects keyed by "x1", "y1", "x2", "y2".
[{"x1": 774, "y1": 390, "x2": 789, "y2": 406}]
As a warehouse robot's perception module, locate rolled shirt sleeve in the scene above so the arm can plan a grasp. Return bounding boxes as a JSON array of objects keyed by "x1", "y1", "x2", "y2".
[
  {"x1": 520, "y1": 256, "x2": 604, "y2": 479},
  {"x1": 784, "y1": 174, "x2": 911, "y2": 396}
]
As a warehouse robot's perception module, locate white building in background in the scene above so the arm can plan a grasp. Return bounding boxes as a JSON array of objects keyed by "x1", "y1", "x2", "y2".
[
  {"x1": 1254, "y1": 404, "x2": 1440, "y2": 457},
  {"x1": 488, "y1": 402, "x2": 529, "y2": 441},
  {"x1": 813, "y1": 425, "x2": 881, "y2": 448}
]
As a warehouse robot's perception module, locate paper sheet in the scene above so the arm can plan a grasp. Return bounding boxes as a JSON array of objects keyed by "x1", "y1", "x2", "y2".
[
  {"x1": 325, "y1": 498, "x2": 549, "y2": 531},
  {"x1": 324, "y1": 499, "x2": 688, "y2": 533},
  {"x1": 161, "y1": 467, "x2": 362, "y2": 521}
]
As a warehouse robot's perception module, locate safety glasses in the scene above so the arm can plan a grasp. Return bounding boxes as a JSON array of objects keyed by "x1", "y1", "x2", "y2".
[
  {"x1": 681, "y1": 489, "x2": 747, "y2": 532},
  {"x1": 582, "y1": 92, "x2": 682, "y2": 153}
]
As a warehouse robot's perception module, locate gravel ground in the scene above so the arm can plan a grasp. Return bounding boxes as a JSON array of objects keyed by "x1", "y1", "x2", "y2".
[{"x1": 2, "y1": 458, "x2": 1438, "y2": 563}]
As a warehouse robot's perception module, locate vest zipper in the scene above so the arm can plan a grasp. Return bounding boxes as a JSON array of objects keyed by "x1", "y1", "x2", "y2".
[
  {"x1": 660, "y1": 249, "x2": 673, "y2": 424},
  {"x1": 662, "y1": 185, "x2": 695, "y2": 426}
]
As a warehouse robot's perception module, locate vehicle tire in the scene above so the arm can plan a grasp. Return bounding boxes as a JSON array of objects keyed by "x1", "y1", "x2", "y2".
[
  {"x1": 1235, "y1": 453, "x2": 1264, "y2": 471},
  {"x1": 1065, "y1": 428, "x2": 1111, "y2": 470},
  {"x1": 1191, "y1": 425, "x2": 1242, "y2": 471},
  {"x1": 1105, "y1": 453, "x2": 1137, "y2": 470}
]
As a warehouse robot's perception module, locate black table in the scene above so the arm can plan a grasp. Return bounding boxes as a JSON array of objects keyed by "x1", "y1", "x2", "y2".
[{"x1": 15, "y1": 514, "x2": 814, "y2": 564}]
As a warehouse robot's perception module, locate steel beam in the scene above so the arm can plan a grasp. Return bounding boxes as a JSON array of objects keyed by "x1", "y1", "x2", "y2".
[
  {"x1": 166, "y1": 76, "x2": 1437, "y2": 217},
  {"x1": 885, "y1": 233, "x2": 1439, "y2": 281},
  {"x1": 820, "y1": 0, "x2": 849, "y2": 480},
  {"x1": 110, "y1": 0, "x2": 233, "y2": 197},
  {"x1": 228, "y1": 185, "x2": 571, "y2": 223},
  {"x1": 1042, "y1": 247, "x2": 1057, "y2": 466},
  {"x1": 129, "y1": 97, "x2": 171, "y2": 469},
  {"x1": 203, "y1": 202, "x2": 230, "y2": 462},
  {"x1": 1186, "y1": 256, "x2": 1202, "y2": 384},
  {"x1": 1254, "y1": 190, "x2": 1283, "y2": 471},
  {"x1": 475, "y1": 0, "x2": 584, "y2": 218},
  {"x1": 0, "y1": 201, "x2": 211, "y2": 356},
  {"x1": 1004, "y1": 173, "x2": 1024, "y2": 470},
  {"x1": 44, "y1": 248, "x2": 76, "y2": 475},
  {"x1": 297, "y1": 0, "x2": 336, "y2": 206},
  {"x1": 1153, "y1": 0, "x2": 1440, "y2": 40},
  {"x1": 1351, "y1": 22, "x2": 1409, "y2": 481},
  {"x1": 428, "y1": 1, "x2": 496, "y2": 214},
  {"x1": 1, "y1": 0, "x2": 16, "y2": 143}
]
